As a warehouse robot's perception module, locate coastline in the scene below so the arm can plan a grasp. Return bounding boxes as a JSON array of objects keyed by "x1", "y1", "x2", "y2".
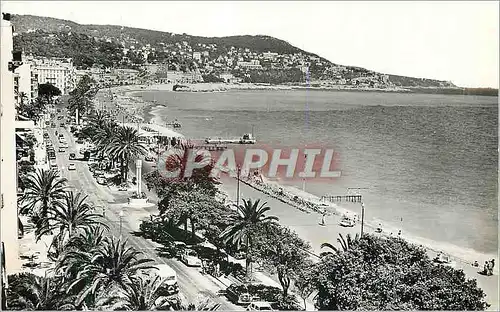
[{"x1": 98, "y1": 85, "x2": 498, "y2": 308}]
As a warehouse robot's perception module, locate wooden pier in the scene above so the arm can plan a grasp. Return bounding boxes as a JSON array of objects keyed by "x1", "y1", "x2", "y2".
[
  {"x1": 193, "y1": 144, "x2": 228, "y2": 151},
  {"x1": 321, "y1": 195, "x2": 363, "y2": 203}
]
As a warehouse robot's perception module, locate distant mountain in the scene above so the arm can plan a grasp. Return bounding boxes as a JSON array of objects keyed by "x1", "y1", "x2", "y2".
[{"x1": 10, "y1": 14, "x2": 457, "y2": 88}]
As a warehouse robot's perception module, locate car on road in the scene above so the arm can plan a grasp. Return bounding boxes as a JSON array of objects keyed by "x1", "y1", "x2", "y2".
[
  {"x1": 58, "y1": 147, "x2": 66, "y2": 152},
  {"x1": 51, "y1": 123, "x2": 56, "y2": 128},
  {"x1": 246, "y1": 302, "x2": 274, "y2": 311},
  {"x1": 69, "y1": 153, "x2": 76, "y2": 160},
  {"x1": 180, "y1": 249, "x2": 202, "y2": 267},
  {"x1": 60, "y1": 123, "x2": 65, "y2": 128},
  {"x1": 57, "y1": 116, "x2": 63, "y2": 120},
  {"x1": 68, "y1": 163, "x2": 76, "y2": 171},
  {"x1": 96, "y1": 177, "x2": 107, "y2": 185},
  {"x1": 140, "y1": 264, "x2": 179, "y2": 295}
]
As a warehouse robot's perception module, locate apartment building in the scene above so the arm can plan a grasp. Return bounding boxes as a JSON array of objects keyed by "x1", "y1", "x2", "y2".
[
  {"x1": 1, "y1": 13, "x2": 21, "y2": 281},
  {"x1": 14, "y1": 62, "x2": 38, "y2": 104},
  {"x1": 27, "y1": 56, "x2": 76, "y2": 95}
]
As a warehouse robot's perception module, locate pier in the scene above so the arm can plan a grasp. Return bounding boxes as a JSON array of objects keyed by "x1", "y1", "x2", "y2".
[
  {"x1": 320, "y1": 195, "x2": 363, "y2": 203},
  {"x1": 193, "y1": 144, "x2": 228, "y2": 151}
]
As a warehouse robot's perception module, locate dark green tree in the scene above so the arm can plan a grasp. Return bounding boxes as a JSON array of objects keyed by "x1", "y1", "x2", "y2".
[
  {"x1": 38, "y1": 83, "x2": 61, "y2": 103},
  {"x1": 312, "y1": 234, "x2": 489, "y2": 310}
]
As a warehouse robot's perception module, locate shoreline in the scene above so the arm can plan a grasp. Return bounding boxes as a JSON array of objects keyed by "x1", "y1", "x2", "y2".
[
  {"x1": 111, "y1": 82, "x2": 498, "y2": 97},
  {"x1": 98, "y1": 85, "x2": 498, "y2": 307},
  {"x1": 102, "y1": 85, "x2": 499, "y2": 266}
]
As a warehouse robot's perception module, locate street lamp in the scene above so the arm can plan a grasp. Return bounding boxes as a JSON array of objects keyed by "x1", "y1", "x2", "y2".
[
  {"x1": 236, "y1": 165, "x2": 241, "y2": 208},
  {"x1": 119, "y1": 210, "x2": 124, "y2": 238},
  {"x1": 360, "y1": 202, "x2": 365, "y2": 237}
]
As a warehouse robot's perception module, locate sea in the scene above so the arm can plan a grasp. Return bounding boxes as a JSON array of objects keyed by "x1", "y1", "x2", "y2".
[{"x1": 135, "y1": 89, "x2": 498, "y2": 260}]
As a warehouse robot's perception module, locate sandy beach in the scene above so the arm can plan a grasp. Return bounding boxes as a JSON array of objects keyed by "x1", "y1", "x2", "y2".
[{"x1": 98, "y1": 85, "x2": 499, "y2": 310}]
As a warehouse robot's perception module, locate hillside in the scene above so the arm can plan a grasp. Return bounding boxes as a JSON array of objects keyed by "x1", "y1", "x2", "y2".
[{"x1": 11, "y1": 14, "x2": 457, "y2": 88}]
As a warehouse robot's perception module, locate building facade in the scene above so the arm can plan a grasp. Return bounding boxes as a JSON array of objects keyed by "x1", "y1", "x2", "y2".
[
  {"x1": 1, "y1": 13, "x2": 21, "y2": 279},
  {"x1": 28, "y1": 56, "x2": 76, "y2": 95},
  {"x1": 14, "y1": 63, "x2": 38, "y2": 104}
]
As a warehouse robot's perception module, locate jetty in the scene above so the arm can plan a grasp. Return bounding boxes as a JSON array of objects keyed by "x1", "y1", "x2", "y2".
[
  {"x1": 320, "y1": 195, "x2": 363, "y2": 203},
  {"x1": 193, "y1": 144, "x2": 228, "y2": 151},
  {"x1": 205, "y1": 133, "x2": 256, "y2": 144}
]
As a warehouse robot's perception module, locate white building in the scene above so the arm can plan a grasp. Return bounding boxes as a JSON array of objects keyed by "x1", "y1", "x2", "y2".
[
  {"x1": 28, "y1": 56, "x2": 76, "y2": 95},
  {"x1": 1, "y1": 13, "x2": 21, "y2": 277},
  {"x1": 14, "y1": 63, "x2": 38, "y2": 104},
  {"x1": 192, "y1": 52, "x2": 201, "y2": 61},
  {"x1": 263, "y1": 51, "x2": 279, "y2": 60},
  {"x1": 237, "y1": 60, "x2": 262, "y2": 70}
]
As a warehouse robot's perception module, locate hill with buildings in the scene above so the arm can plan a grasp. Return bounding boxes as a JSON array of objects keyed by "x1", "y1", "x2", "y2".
[{"x1": 11, "y1": 14, "x2": 458, "y2": 89}]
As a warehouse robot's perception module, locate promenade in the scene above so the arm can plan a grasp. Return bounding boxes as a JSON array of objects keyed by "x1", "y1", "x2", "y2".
[{"x1": 218, "y1": 176, "x2": 499, "y2": 310}]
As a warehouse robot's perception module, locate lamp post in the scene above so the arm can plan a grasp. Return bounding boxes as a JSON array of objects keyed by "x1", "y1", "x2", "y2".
[
  {"x1": 236, "y1": 165, "x2": 241, "y2": 208},
  {"x1": 119, "y1": 210, "x2": 124, "y2": 238},
  {"x1": 360, "y1": 202, "x2": 365, "y2": 237}
]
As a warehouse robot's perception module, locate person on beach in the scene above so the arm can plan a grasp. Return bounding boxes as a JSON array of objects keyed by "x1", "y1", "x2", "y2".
[
  {"x1": 482, "y1": 261, "x2": 489, "y2": 275},
  {"x1": 487, "y1": 259, "x2": 495, "y2": 276},
  {"x1": 319, "y1": 208, "x2": 326, "y2": 226}
]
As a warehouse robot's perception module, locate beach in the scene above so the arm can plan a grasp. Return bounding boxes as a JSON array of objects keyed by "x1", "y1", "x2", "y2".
[{"x1": 97, "y1": 84, "x2": 499, "y2": 309}]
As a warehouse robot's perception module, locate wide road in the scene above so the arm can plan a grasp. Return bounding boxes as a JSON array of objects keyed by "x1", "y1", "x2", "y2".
[{"x1": 46, "y1": 119, "x2": 242, "y2": 310}]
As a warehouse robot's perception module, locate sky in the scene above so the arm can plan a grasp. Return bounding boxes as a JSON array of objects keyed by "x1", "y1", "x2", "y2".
[{"x1": 2, "y1": 1, "x2": 498, "y2": 88}]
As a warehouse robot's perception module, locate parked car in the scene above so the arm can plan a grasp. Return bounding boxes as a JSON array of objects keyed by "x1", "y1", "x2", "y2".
[
  {"x1": 118, "y1": 183, "x2": 128, "y2": 191},
  {"x1": 225, "y1": 284, "x2": 259, "y2": 305},
  {"x1": 58, "y1": 147, "x2": 66, "y2": 153},
  {"x1": 145, "y1": 154, "x2": 154, "y2": 162},
  {"x1": 50, "y1": 123, "x2": 56, "y2": 128},
  {"x1": 60, "y1": 123, "x2": 65, "y2": 127},
  {"x1": 68, "y1": 163, "x2": 76, "y2": 171},
  {"x1": 96, "y1": 177, "x2": 107, "y2": 185},
  {"x1": 180, "y1": 249, "x2": 202, "y2": 267},
  {"x1": 76, "y1": 138, "x2": 84, "y2": 144},
  {"x1": 246, "y1": 302, "x2": 274, "y2": 311},
  {"x1": 69, "y1": 153, "x2": 76, "y2": 160},
  {"x1": 339, "y1": 216, "x2": 356, "y2": 227}
]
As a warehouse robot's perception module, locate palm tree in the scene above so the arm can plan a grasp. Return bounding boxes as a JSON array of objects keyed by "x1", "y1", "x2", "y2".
[
  {"x1": 164, "y1": 140, "x2": 212, "y2": 181},
  {"x1": 171, "y1": 295, "x2": 221, "y2": 311},
  {"x1": 20, "y1": 169, "x2": 67, "y2": 217},
  {"x1": 5, "y1": 272, "x2": 77, "y2": 310},
  {"x1": 95, "y1": 274, "x2": 172, "y2": 310},
  {"x1": 68, "y1": 236, "x2": 156, "y2": 306},
  {"x1": 220, "y1": 198, "x2": 278, "y2": 278},
  {"x1": 105, "y1": 126, "x2": 147, "y2": 182},
  {"x1": 320, "y1": 233, "x2": 361, "y2": 256},
  {"x1": 35, "y1": 191, "x2": 108, "y2": 242},
  {"x1": 56, "y1": 226, "x2": 107, "y2": 278}
]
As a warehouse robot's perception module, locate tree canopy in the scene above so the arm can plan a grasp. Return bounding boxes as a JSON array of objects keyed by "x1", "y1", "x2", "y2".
[
  {"x1": 38, "y1": 83, "x2": 61, "y2": 103},
  {"x1": 312, "y1": 234, "x2": 489, "y2": 310}
]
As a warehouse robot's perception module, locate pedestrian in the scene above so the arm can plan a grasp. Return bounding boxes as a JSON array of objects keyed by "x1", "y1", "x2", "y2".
[
  {"x1": 473, "y1": 260, "x2": 479, "y2": 267},
  {"x1": 398, "y1": 230, "x2": 402, "y2": 236},
  {"x1": 482, "y1": 261, "x2": 489, "y2": 275},
  {"x1": 487, "y1": 259, "x2": 495, "y2": 276},
  {"x1": 127, "y1": 198, "x2": 130, "y2": 205}
]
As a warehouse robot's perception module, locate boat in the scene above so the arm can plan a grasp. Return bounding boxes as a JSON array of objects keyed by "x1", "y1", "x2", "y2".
[{"x1": 205, "y1": 133, "x2": 256, "y2": 145}]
